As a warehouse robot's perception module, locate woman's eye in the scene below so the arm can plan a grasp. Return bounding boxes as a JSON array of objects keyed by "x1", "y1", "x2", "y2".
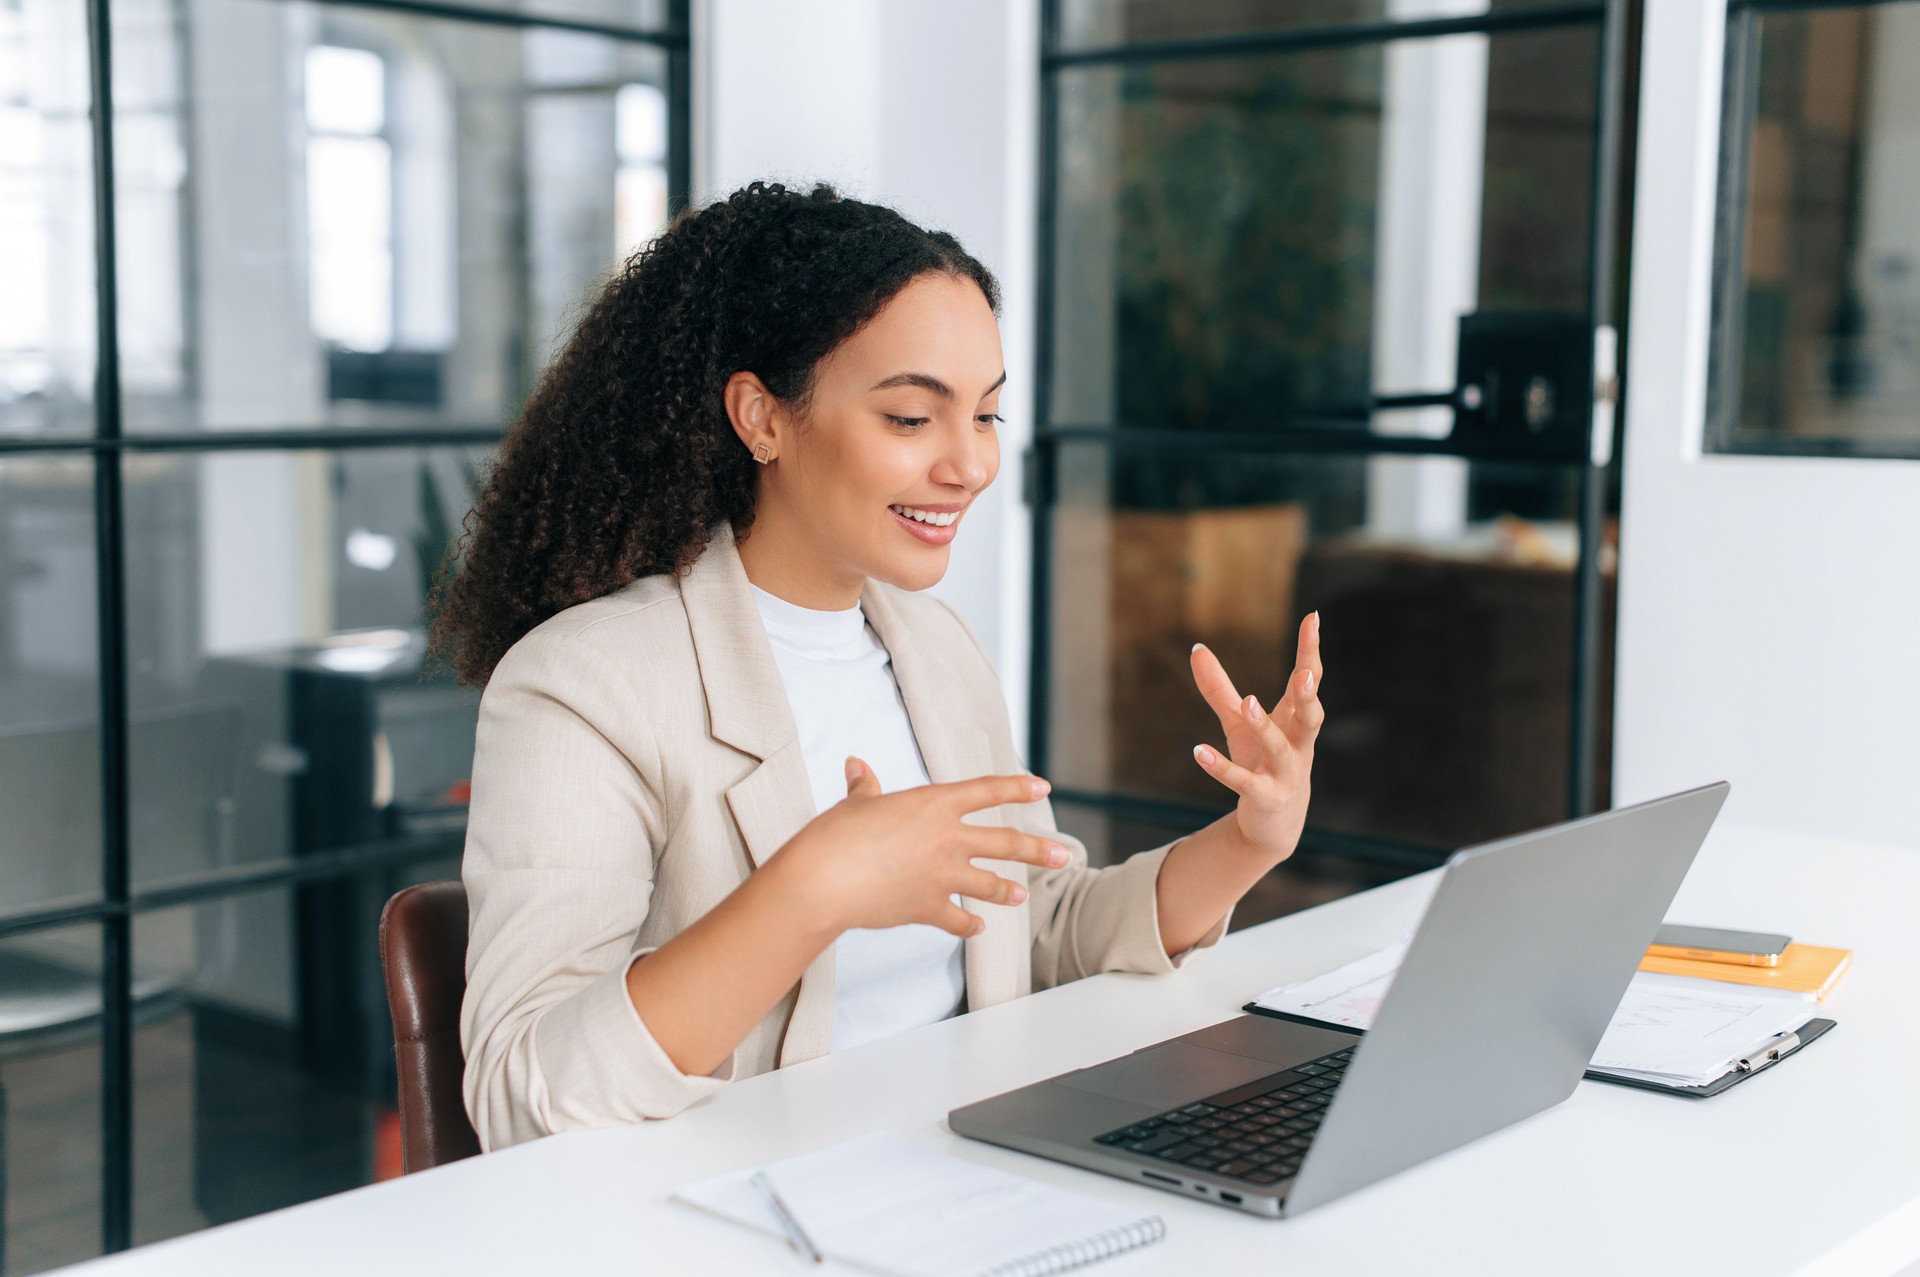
[
  {"x1": 885, "y1": 415, "x2": 930, "y2": 429},
  {"x1": 976, "y1": 413, "x2": 1005, "y2": 427}
]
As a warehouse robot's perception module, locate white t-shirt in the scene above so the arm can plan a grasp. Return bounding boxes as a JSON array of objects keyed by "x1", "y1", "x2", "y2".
[{"x1": 750, "y1": 585, "x2": 967, "y2": 1052}]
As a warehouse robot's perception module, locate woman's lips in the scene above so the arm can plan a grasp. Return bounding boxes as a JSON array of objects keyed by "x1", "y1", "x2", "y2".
[{"x1": 890, "y1": 505, "x2": 959, "y2": 545}]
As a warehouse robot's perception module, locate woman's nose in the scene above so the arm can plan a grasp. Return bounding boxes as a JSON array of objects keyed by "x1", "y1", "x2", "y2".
[{"x1": 931, "y1": 419, "x2": 995, "y2": 492}]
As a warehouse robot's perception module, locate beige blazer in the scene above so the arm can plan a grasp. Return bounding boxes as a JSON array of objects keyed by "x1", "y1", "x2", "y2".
[{"x1": 460, "y1": 523, "x2": 1229, "y2": 1151}]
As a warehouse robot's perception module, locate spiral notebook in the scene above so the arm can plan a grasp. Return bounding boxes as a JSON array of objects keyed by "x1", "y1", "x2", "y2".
[{"x1": 673, "y1": 1132, "x2": 1164, "y2": 1277}]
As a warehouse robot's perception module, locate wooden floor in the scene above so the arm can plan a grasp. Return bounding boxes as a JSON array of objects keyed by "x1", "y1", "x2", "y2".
[{"x1": 1, "y1": 1012, "x2": 390, "y2": 1276}]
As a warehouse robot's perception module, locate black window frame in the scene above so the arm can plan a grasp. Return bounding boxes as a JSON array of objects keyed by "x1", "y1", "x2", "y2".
[
  {"x1": 1027, "y1": 0, "x2": 1635, "y2": 866},
  {"x1": 1706, "y1": 0, "x2": 1920, "y2": 461},
  {"x1": 0, "y1": 0, "x2": 690, "y2": 1256}
]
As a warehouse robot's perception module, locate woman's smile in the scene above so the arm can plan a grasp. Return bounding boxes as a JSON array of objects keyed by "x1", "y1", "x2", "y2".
[{"x1": 889, "y1": 501, "x2": 965, "y2": 545}]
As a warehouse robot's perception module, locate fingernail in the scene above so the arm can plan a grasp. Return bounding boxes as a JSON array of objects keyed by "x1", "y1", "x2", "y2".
[
  {"x1": 1304, "y1": 670, "x2": 1316, "y2": 695},
  {"x1": 1047, "y1": 842, "x2": 1069, "y2": 867},
  {"x1": 1009, "y1": 883, "x2": 1028, "y2": 905},
  {"x1": 1313, "y1": 611, "x2": 1322, "y2": 635},
  {"x1": 844, "y1": 757, "x2": 859, "y2": 781},
  {"x1": 1194, "y1": 744, "x2": 1217, "y2": 766},
  {"x1": 1029, "y1": 777, "x2": 1050, "y2": 799},
  {"x1": 1243, "y1": 694, "x2": 1262, "y2": 722},
  {"x1": 1191, "y1": 642, "x2": 1205, "y2": 654}
]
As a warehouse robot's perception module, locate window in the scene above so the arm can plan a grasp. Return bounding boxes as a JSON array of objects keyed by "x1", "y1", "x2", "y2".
[
  {"x1": 0, "y1": 9, "x2": 58, "y2": 397},
  {"x1": 0, "y1": 0, "x2": 94, "y2": 436},
  {"x1": 306, "y1": 45, "x2": 396, "y2": 353},
  {"x1": 0, "y1": 0, "x2": 687, "y2": 1268},
  {"x1": 112, "y1": 0, "x2": 187, "y2": 402},
  {"x1": 615, "y1": 81, "x2": 668, "y2": 259},
  {"x1": 1709, "y1": 0, "x2": 1920, "y2": 458},
  {"x1": 522, "y1": 27, "x2": 672, "y2": 374}
]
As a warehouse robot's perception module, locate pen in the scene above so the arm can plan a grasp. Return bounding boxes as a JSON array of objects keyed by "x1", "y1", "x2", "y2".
[
  {"x1": 751, "y1": 1170, "x2": 823, "y2": 1265},
  {"x1": 1736, "y1": 1029, "x2": 1802, "y2": 1073}
]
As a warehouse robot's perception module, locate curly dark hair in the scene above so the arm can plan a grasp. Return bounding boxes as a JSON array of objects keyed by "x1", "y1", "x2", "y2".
[{"x1": 428, "y1": 181, "x2": 1000, "y2": 686}]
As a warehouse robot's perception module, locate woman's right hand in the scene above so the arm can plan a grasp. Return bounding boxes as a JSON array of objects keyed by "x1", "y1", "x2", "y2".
[{"x1": 776, "y1": 758, "x2": 1072, "y2": 939}]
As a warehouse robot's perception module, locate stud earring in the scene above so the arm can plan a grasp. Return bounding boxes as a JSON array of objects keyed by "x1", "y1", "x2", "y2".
[{"x1": 752, "y1": 442, "x2": 772, "y2": 465}]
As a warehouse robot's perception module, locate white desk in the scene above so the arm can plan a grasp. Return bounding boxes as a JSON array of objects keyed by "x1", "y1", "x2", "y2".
[{"x1": 63, "y1": 822, "x2": 1920, "y2": 1276}]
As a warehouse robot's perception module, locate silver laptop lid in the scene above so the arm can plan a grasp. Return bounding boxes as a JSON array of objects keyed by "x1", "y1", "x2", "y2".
[{"x1": 1285, "y1": 782, "x2": 1730, "y2": 1215}]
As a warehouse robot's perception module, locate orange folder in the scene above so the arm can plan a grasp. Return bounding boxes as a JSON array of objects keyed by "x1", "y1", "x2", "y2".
[{"x1": 1638, "y1": 942, "x2": 1852, "y2": 1000}]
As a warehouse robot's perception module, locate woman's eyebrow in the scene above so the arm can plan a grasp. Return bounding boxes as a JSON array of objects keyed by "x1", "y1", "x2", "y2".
[{"x1": 870, "y1": 370, "x2": 1008, "y2": 399}]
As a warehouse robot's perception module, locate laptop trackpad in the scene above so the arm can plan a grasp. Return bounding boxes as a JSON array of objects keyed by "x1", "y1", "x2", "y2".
[{"x1": 1055, "y1": 1042, "x2": 1277, "y2": 1109}]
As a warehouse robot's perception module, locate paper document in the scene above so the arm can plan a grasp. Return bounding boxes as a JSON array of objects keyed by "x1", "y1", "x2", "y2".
[
  {"x1": 1253, "y1": 948, "x2": 1814, "y2": 1088},
  {"x1": 1591, "y1": 973, "x2": 1810, "y2": 1086},
  {"x1": 1258, "y1": 942, "x2": 1407, "y2": 1029},
  {"x1": 674, "y1": 1132, "x2": 1163, "y2": 1277}
]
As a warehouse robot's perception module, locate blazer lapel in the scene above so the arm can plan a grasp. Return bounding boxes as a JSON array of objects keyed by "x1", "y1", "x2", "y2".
[
  {"x1": 862, "y1": 585, "x2": 1026, "y2": 1011},
  {"x1": 680, "y1": 524, "x2": 835, "y2": 1064},
  {"x1": 680, "y1": 522, "x2": 800, "y2": 780},
  {"x1": 679, "y1": 530, "x2": 1030, "y2": 1058}
]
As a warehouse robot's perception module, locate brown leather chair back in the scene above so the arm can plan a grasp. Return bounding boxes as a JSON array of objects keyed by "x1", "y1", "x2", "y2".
[{"x1": 378, "y1": 880, "x2": 482, "y2": 1172}]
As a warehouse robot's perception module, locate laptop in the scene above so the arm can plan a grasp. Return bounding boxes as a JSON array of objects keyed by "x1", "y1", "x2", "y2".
[{"x1": 949, "y1": 782, "x2": 1730, "y2": 1218}]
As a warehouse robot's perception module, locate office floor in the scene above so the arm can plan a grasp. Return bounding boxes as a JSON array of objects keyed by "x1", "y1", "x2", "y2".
[
  {"x1": 1, "y1": 1012, "x2": 391, "y2": 1276},
  {"x1": 0, "y1": 852, "x2": 1415, "y2": 1275}
]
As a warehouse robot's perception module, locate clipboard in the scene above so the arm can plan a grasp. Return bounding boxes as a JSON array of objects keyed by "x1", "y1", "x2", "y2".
[
  {"x1": 1584, "y1": 1017, "x2": 1836, "y2": 1098},
  {"x1": 1241, "y1": 1004, "x2": 1837, "y2": 1099}
]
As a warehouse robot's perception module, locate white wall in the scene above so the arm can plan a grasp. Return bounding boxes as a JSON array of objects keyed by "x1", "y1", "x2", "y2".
[
  {"x1": 1615, "y1": 4, "x2": 1920, "y2": 848},
  {"x1": 695, "y1": 0, "x2": 1039, "y2": 751}
]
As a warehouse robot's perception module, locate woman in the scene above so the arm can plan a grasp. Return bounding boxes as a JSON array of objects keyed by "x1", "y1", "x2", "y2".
[{"x1": 433, "y1": 182, "x2": 1324, "y2": 1152}]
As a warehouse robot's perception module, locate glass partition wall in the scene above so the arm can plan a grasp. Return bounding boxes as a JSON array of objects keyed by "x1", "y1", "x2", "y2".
[
  {"x1": 1709, "y1": 0, "x2": 1920, "y2": 459},
  {"x1": 0, "y1": 0, "x2": 687, "y2": 1265},
  {"x1": 1031, "y1": 1, "x2": 1635, "y2": 869}
]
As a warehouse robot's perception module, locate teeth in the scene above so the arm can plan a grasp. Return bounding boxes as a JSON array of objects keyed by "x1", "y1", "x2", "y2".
[{"x1": 891, "y1": 505, "x2": 959, "y2": 527}]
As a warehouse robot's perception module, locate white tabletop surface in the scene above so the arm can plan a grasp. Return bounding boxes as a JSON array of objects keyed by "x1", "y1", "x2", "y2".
[{"x1": 61, "y1": 821, "x2": 1920, "y2": 1276}]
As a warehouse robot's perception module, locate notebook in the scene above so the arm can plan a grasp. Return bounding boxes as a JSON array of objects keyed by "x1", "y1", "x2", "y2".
[
  {"x1": 673, "y1": 1131, "x2": 1165, "y2": 1277},
  {"x1": 1638, "y1": 942, "x2": 1852, "y2": 999},
  {"x1": 1248, "y1": 943, "x2": 1829, "y2": 1092}
]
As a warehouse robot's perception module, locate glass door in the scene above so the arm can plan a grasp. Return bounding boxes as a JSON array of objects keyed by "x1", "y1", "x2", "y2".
[{"x1": 1031, "y1": 0, "x2": 1635, "y2": 865}]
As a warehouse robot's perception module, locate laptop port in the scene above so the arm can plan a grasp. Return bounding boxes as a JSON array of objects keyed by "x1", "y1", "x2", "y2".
[
  {"x1": 1140, "y1": 1171, "x2": 1181, "y2": 1187},
  {"x1": 1219, "y1": 1192, "x2": 1243, "y2": 1205}
]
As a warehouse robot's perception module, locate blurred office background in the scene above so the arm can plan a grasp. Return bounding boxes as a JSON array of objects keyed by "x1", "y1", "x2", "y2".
[
  {"x1": 3, "y1": 0, "x2": 1917, "y2": 1269},
  {"x1": 1, "y1": 0, "x2": 681, "y2": 1266}
]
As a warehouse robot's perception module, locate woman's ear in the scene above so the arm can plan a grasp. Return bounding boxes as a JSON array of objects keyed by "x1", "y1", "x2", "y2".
[{"x1": 723, "y1": 370, "x2": 782, "y2": 463}]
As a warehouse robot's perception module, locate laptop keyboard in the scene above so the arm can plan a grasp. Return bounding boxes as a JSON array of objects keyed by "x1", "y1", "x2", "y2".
[{"x1": 1091, "y1": 1045, "x2": 1354, "y2": 1187}]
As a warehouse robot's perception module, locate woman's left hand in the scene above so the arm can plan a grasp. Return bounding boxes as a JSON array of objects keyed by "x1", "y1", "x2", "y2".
[{"x1": 1189, "y1": 612, "x2": 1324, "y2": 866}]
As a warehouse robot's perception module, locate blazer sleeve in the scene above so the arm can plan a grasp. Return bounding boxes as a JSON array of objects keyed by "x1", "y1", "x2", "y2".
[
  {"x1": 460, "y1": 630, "x2": 731, "y2": 1152},
  {"x1": 932, "y1": 603, "x2": 1232, "y2": 990}
]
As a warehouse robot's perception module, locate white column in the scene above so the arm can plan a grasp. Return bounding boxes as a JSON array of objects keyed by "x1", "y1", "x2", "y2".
[
  {"x1": 187, "y1": 0, "x2": 331, "y2": 653},
  {"x1": 695, "y1": 0, "x2": 884, "y2": 200},
  {"x1": 1365, "y1": 2, "x2": 1488, "y2": 541},
  {"x1": 695, "y1": 0, "x2": 1040, "y2": 752}
]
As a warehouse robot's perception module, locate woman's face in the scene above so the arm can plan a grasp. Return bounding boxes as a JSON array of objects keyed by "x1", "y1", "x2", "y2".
[{"x1": 737, "y1": 272, "x2": 1005, "y2": 604}]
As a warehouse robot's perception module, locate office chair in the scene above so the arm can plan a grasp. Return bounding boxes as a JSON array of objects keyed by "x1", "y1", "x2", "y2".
[{"x1": 378, "y1": 880, "x2": 482, "y2": 1172}]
